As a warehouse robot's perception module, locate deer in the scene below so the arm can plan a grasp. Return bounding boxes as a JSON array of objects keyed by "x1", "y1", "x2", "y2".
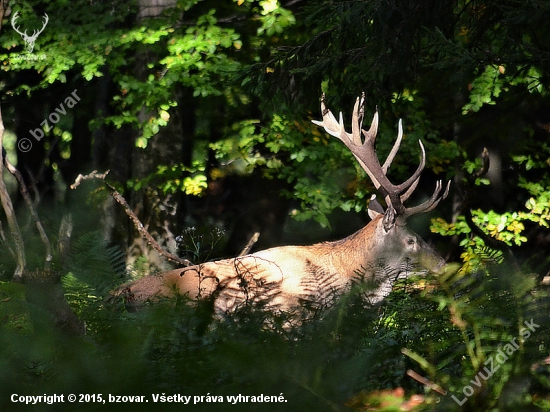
[
  {"x1": 113, "y1": 93, "x2": 450, "y2": 316},
  {"x1": 11, "y1": 11, "x2": 49, "y2": 53}
]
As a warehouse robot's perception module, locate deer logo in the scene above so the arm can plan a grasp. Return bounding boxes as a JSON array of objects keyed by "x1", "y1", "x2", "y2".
[{"x1": 11, "y1": 11, "x2": 49, "y2": 53}]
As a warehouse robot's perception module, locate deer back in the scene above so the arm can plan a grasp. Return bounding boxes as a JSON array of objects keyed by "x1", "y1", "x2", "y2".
[{"x1": 115, "y1": 210, "x2": 444, "y2": 313}]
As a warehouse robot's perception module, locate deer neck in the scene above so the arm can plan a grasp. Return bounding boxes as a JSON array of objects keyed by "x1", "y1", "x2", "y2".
[{"x1": 322, "y1": 216, "x2": 382, "y2": 280}]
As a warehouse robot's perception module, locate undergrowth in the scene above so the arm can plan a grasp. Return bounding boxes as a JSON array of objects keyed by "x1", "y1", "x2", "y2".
[{"x1": 0, "y1": 232, "x2": 549, "y2": 412}]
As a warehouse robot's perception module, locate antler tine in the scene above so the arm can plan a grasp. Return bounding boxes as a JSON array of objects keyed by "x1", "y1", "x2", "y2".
[
  {"x1": 312, "y1": 93, "x2": 349, "y2": 141},
  {"x1": 395, "y1": 140, "x2": 426, "y2": 192},
  {"x1": 378, "y1": 139, "x2": 427, "y2": 212},
  {"x1": 382, "y1": 119, "x2": 403, "y2": 174},
  {"x1": 401, "y1": 175, "x2": 420, "y2": 202},
  {"x1": 400, "y1": 180, "x2": 450, "y2": 222},
  {"x1": 375, "y1": 117, "x2": 426, "y2": 202},
  {"x1": 351, "y1": 93, "x2": 365, "y2": 145},
  {"x1": 419, "y1": 180, "x2": 450, "y2": 214},
  {"x1": 312, "y1": 94, "x2": 385, "y2": 192}
]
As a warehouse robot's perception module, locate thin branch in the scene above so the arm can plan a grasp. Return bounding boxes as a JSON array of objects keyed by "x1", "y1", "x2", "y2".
[
  {"x1": 71, "y1": 170, "x2": 192, "y2": 267},
  {"x1": 406, "y1": 369, "x2": 447, "y2": 395},
  {"x1": 238, "y1": 232, "x2": 260, "y2": 257},
  {"x1": 3, "y1": 153, "x2": 52, "y2": 269},
  {"x1": 70, "y1": 170, "x2": 110, "y2": 189}
]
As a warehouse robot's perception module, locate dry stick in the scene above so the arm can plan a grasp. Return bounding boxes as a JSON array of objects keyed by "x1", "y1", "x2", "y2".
[
  {"x1": 406, "y1": 369, "x2": 447, "y2": 396},
  {"x1": 71, "y1": 170, "x2": 192, "y2": 267},
  {"x1": 238, "y1": 232, "x2": 260, "y2": 257},
  {"x1": 70, "y1": 169, "x2": 110, "y2": 189},
  {"x1": 3, "y1": 154, "x2": 52, "y2": 269},
  {"x1": 0, "y1": 107, "x2": 26, "y2": 281}
]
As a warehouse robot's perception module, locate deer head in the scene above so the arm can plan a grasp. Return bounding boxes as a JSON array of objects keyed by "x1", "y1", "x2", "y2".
[
  {"x1": 11, "y1": 11, "x2": 49, "y2": 53},
  {"x1": 311, "y1": 93, "x2": 449, "y2": 296}
]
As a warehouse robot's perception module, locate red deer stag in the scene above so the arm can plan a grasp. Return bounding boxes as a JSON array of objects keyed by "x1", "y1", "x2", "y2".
[{"x1": 114, "y1": 94, "x2": 449, "y2": 314}]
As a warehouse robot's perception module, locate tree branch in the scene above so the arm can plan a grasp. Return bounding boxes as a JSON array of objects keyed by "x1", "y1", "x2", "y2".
[
  {"x1": 3, "y1": 152, "x2": 52, "y2": 269},
  {"x1": 71, "y1": 170, "x2": 192, "y2": 267}
]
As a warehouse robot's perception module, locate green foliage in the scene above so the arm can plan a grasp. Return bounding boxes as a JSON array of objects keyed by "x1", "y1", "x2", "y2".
[
  {"x1": 0, "y1": 281, "x2": 32, "y2": 334},
  {"x1": 402, "y1": 262, "x2": 549, "y2": 411},
  {"x1": 462, "y1": 63, "x2": 548, "y2": 114},
  {"x1": 210, "y1": 113, "x2": 362, "y2": 226},
  {"x1": 66, "y1": 231, "x2": 126, "y2": 290},
  {"x1": 432, "y1": 165, "x2": 550, "y2": 271},
  {"x1": 4, "y1": 1, "x2": 550, "y2": 408},
  {"x1": 256, "y1": 0, "x2": 296, "y2": 36},
  {"x1": 59, "y1": 232, "x2": 125, "y2": 330},
  {"x1": 2, "y1": 246, "x2": 550, "y2": 411},
  {"x1": 462, "y1": 65, "x2": 508, "y2": 114},
  {"x1": 128, "y1": 162, "x2": 208, "y2": 196}
]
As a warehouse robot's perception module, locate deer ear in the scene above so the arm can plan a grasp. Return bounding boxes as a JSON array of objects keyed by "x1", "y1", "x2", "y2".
[
  {"x1": 382, "y1": 206, "x2": 396, "y2": 232},
  {"x1": 368, "y1": 195, "x2": 385, "y2": 220}
]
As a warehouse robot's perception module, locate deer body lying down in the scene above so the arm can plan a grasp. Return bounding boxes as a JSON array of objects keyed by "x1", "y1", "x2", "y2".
[
  {"x1": 114, "y1": 94, "x2": 449, "y2": 315},
  {"x1": 115, "y1": 209, "x2": 445, "y2": 313}
]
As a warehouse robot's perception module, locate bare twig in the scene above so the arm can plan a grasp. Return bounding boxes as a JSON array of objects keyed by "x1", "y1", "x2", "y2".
[
  {"x1": 71, "y1": 170, "x2": 192, "y2": 267},
  {"x1": 3, "y1": 153, "x2": 52, "y2": 269},
  {"x1": 70, "y1": 170, "x2": 110, "y2": 189},
  {"x1": 406, "y1": 369, "x2": 447, "y2": 395},
  {"x1": 238, "y1": 232, "x2": 260, "y2": 256},
  {"x1": 107, "y1": 185, "x2": 192, "y2": 266}
]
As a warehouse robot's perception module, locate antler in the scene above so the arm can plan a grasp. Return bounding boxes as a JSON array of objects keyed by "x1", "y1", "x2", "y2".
[{"x1": 312, "y1": 93, "x2": 449, "y2": 223}]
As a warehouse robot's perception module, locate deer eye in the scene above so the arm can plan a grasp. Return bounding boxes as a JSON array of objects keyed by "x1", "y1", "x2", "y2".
[{"x1": 406, "y1": 238, "x2": 416, "y2": 246}]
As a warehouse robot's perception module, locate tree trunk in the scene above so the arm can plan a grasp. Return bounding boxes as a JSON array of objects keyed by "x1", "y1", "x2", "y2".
[{"x1": 125, "y1": 0, "x2": 185, "y2": 272}]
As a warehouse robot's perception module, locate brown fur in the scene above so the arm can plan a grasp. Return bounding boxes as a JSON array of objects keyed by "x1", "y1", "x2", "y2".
[{"x1": 113, "y1": 213, "x2": 445, "y2": 313}]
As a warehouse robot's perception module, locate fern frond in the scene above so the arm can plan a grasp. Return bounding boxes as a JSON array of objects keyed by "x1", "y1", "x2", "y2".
[{"x1": 66, "y1": 231, "x2": 126, "y2": 293}]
